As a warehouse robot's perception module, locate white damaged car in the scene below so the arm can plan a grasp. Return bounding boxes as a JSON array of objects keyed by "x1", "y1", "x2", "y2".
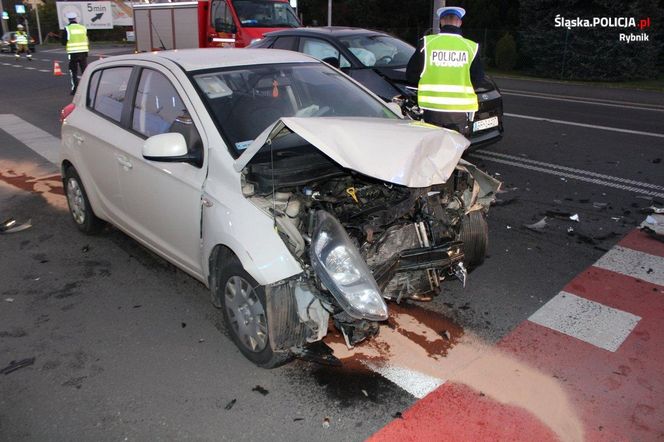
[{"x1": 60, "y1": 49, "x2": 500, "y2": 367}]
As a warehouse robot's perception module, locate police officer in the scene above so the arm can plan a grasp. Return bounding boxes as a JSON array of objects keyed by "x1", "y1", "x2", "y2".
[
  {"x1": 61, "y1": 12, "x2": 89, "y2": 95},
  {"x1": 406, "y1": 7, "x2": 484, "y2": 137},
  {"x1": 14, "y1": 24, "x2": 32, "y2": 60}
]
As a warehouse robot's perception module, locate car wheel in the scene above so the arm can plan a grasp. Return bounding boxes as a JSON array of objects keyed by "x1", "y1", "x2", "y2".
[
  {"x1": 216, "y1": 258, "x2": 290, "y2": 368},
  {"x1": 459, "y1": 210, "x2": 489, "y2": 269},
  {"x1": 63, "y1": 166, "x2": 104, "y2": 234}
]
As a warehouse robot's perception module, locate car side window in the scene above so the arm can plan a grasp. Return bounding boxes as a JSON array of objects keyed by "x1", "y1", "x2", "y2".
[
  {"x1": 271, "y1": 36, "x2": 296, "y2": 50},
  {"x1": 299, "y1": 38, "x2": 350, "y2": 68},
  {"x1": 86, "y1": 70, "x2": 102, "y2": 108},
  {"x1": 131, "y1": 69, "x2": 188, "y2": 138},
  {"x1": 211, "y1": 0, "x2": 234, "y2": 31},
  {"x1": 92, "y1": 67, "x2": 133, "y2": 123}
]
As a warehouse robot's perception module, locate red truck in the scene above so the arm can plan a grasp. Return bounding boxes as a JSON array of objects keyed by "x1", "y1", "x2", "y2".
[{"x1": 132, "y1": 0, "x2": 300, "y2": 52}]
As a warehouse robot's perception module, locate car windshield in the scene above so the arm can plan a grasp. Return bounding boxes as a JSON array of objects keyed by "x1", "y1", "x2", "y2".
[
  {"x1": 338, "y1": 34, "x2": 415, "y2": 67},
  {"x1": 234, "y1": 0, "x2": 300, "y2": 28},
  {"x1": 193, "y1": 62, "x2": 396, "y2": 157}
]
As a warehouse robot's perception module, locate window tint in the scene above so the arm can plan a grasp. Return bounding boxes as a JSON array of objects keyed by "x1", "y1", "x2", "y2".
[
  {"x1": 271, "y1": 36, "x2": 296, "y2": 50},
  {"x1": 300, "y1": 38, "x2": 350, "y2": 68},
  {"x1": 87, "y1": 70, "x2": 102, "y2": 108},
  {"x1": 93, "y1": 67, "x2": 132, "y2": 123},
  {"x1": 132, "y1": 69, "x2": 187, "y2": 138}
]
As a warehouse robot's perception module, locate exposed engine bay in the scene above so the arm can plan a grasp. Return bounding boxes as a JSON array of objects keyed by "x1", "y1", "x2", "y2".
[{"x1": 240, "y1": 130, "x2": 500, "y2": 354}]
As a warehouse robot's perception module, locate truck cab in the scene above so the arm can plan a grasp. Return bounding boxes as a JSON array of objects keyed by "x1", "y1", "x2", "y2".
[{"x1": 208, "y1": 0, "x2": 300, "y2": 48}]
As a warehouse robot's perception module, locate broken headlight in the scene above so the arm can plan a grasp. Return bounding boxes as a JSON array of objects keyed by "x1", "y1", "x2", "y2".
[{"x1": 311, "y1": 211, "x2": 388, "y2": 321}]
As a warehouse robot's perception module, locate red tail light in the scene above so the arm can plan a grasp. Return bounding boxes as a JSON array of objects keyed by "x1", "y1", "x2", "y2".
[{"x1": 60, "y1": 103, "x2": 76, "y2": 123}]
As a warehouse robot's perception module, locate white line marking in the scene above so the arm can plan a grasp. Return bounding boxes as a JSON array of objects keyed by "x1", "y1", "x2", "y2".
[
  {"x1": 504, "y1": 113, "x2": 664, "y2": 138},
  {"x1": 529, "y1": 291, "x2": 641, "y2": 352},
  {"x1": 0, "y1": 114, "x2": 61, "y2": 164},
  {"x1": 25, "y1": 67, "x2": 36, "y2": 70},
  {"x1": 38, "y1": 69, "x2": 50, "y2": 73},
  {"x1": 475, "y1": 149, "x2": 664, "y2": 192},
  {"x1": 469, "y1": 153, "x2": 664, "y2": 199},
  {"x1": 501, "y1": 89, "x2": 664, "y2": 112},
  {"x1": 364, "y1": 362, "x2": 444, "y2": 399},
  {"x1": 594, "y1": 246, "x2": 664, "y2": 287}
]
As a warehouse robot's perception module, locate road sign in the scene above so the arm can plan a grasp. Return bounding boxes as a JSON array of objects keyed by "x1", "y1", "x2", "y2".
[
  {"x1": 15, "y1": 4, "x2": 26, "y2": 14},
  {"x1": 56, "y1": 2, "x2": 113, "y2": 29}
]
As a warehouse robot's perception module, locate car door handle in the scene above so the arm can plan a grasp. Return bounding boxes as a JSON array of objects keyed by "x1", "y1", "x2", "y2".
[
  {"x1": 117, "y1": 155, "x2": 133, "y2": 170},
  {"x1": 72, "y1": 133, "x2": 84, "y2": 144}
]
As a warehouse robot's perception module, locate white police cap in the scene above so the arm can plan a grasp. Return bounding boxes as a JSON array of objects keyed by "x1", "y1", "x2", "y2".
[
  {"x1": 65, "y1": 12, "x2": 78, "y2": 20},
  {"x1": 437, "y1": 6, "x2": 465, "y2": 19}
]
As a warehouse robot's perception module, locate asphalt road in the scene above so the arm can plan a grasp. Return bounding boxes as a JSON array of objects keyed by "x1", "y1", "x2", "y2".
[{"x1": 1, "y1": 47, "x2": 663, "y2": 441}]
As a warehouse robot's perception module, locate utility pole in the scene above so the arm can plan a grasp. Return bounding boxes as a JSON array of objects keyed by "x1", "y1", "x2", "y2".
[
  {"x1": 432, "y1": 0, "x2": 445, "y2": 34},
  {"x1": 0, "y1": 0, "x2": 8, "y2": 35},
  {"x1": 32, "y1": 1, "x2": 42, "y2": 44},
  {"x1": 327, "y1": 0, "x2": 331, "y2": 26}
]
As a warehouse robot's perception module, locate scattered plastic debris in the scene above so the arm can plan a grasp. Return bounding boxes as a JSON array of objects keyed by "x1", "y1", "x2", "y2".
[
  {"x1": 224, "y1": 399, "x2": 237, "y2": 410},
  {"x1": 361, "y1": 389, "x2": 368, "y2": 397},
  {"x1": 439, "y1": 330, "x2": 451, "y2": 341},
  {"x1": 322, "y1": 417, "x2": 331, "y2": 428},
  {"x1": 506, "y1": 225, "x2": 512, "y2": 230},
  {"x1": 560, "y1": 177, "x2": 567, "y2": 182},
  {"x1": 198, "y1": 338, "x2": 205, "y2": 343},
  {"x1": 252, "y1": 385, "x2": 269, "y2": 396},
  {"x1": 611, "y1": 217, "x2": 622, "y2": 221},
  {"x1": 1, "y1": 357, "x2": 35, "y2": 375},
  {"x1": 567, "y1": 227, "x2": 574, "y2": 233},
  {"x1": 81, "y1": 245, "x2": 90, "y2": 253},
  {"x1": 525, "y1": 217, "x2": 547, "y2": 231},
  {"x1": 4, "y1": 298, "x2": 14, "y2": 303},
  {"x1": 593, "y1": 202, "x2": 608, "y2": 209},
  {"x1": 0, "y1": 218, "x2": 32, "y2": 234},
  {"x1": 647, "y1": 206, "x2": 664, "y2": 214},
  {"x1": 569, "y1": 214, "x2": 580, "y2": 222},
  {"x1": 641, "y1": 214, "x2": 664, "y2": 236}
]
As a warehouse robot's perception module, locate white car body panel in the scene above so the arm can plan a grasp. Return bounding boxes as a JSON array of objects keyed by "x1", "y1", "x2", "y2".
[{"x1": 235, "y1": 117, "x2": 470, "y2": 188}]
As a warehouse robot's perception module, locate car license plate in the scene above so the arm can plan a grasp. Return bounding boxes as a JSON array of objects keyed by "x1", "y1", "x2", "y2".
[{"x1": 473, "y1": 116, "x2": 499, "y2": 132}]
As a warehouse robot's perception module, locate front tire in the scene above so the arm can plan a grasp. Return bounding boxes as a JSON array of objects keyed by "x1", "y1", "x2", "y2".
[
  {"x1": 216, "y1": 258, "x2": 290, "y2": 368},
  {"x1": 63, "y1": 166, "x2": 104, "y2": 234},
  {"x1": 459, "y1": 210, "x2": 489, "y2": 269}
]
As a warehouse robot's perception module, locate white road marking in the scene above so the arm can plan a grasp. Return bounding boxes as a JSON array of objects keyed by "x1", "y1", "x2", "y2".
[
  {"x1": 504, "y1": 113, "x2": 664, "y2": 138},
  {"x1": 475, "y1": 149, "x2": 664, "y2": 192},
  {"x1": 38, "y1": 69, "x2": 50, "y2": 73},
  {"x1": 594, "y1": 246, "x2": 664, "y2": 287},
  {"x1": 364, "y1": 362, "x2": 444, "y2": 399},
  {"x1": 469, "y1": 153, "x2": 664, "y2": 199},
  {"x1": 529, "y1": 291, "x2": 641, "y2": 352},
  {"x1": 0, "y1": 114, "x2": 61, "y2": 164},
  {"x1": 501, "y1": 89, "x2": 664, "y2": 112}
]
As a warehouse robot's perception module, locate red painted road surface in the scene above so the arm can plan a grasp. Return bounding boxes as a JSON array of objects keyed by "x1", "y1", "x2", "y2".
[{"x1": 371, "y1": 229, "x2": 664, "y2": 441}]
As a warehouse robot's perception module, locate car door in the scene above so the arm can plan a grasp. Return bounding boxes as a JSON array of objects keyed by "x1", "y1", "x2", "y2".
[
  {"x1": 117, "y1": 66, "x2": 208, "y2": 278},
  {"x1": 75, "y1": 66, "x2": 134, "y2": 225}
]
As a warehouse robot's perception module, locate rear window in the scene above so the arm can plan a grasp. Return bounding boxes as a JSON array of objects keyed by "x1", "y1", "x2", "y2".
[{"x1": 90, "y1": 67, "x2": 133, "y2": 123}]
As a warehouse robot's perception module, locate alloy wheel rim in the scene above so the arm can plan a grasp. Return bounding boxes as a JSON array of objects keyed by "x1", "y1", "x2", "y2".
[
  {"x1": 66, "y1": 178, "x2": 86, "y2": 225},
  {"x1": 224, "y1": 275, "x2": 268, "y2": 353}
]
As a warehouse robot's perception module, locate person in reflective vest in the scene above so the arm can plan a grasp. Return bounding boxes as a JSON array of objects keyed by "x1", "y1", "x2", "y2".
[
  {"x1": 407, "y1": 7, "x2": 484, "y2": 137},
  {"x1": 61, "y1": 12, "x2": 89, "y2": 95},
  {"x1": 14, "y1": 24, "x2": 32, "y2": 60}
]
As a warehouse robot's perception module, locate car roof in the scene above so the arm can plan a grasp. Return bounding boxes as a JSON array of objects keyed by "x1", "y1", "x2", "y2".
[
  {"x1": 265, "y1": 26, "x2": 387, "y2": 39},
  {"x1": 101, "y1": 48, "x2": 318, "y2": 71}
]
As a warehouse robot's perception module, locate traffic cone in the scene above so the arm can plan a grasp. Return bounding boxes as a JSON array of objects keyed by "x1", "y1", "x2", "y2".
[{"x1": 53, "y1": 61, "x2": 63, "y2": 76}]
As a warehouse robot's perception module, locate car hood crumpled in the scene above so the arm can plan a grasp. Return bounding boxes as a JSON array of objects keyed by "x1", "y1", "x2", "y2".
[{"x1": 234, "y1": 117, "x2": 470, "y2": 188}]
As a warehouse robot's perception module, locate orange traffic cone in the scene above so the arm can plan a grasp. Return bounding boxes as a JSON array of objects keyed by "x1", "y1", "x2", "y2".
[{"x1": 53, "y1": 61, "x2": 63, "y2": 76}]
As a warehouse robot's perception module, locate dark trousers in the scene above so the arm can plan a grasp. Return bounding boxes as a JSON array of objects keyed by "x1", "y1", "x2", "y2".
[
  {"x1": 423, "y1": 110, "x2": 473, "y2": 137},
  {"x1": 68, "y1": 52, "x2": 88, "y2": 94}
]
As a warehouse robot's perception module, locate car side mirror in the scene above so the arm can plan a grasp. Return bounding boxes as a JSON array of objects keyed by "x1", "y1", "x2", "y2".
[
  {"x1": 386, "y1": 102, "x2": 403, "y2": 117},
  {"x1": 143, "y1": 133, "x2": 191, "y2": 162}
]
